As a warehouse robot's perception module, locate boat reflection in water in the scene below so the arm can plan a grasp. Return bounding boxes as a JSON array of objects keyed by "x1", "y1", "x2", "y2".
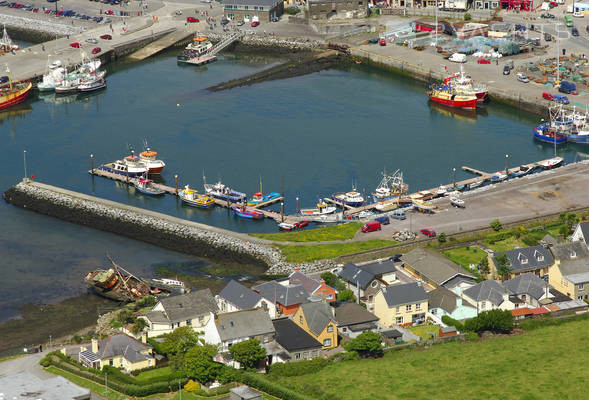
[
  {"x1": 0, "y1": 103, "x2": 32, "y2": 123},
  {"x1": 429, "y1": 101, "x2": 487, "y2": 121}
]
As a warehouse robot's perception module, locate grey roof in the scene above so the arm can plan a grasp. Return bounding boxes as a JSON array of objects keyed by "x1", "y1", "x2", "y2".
[
  {"x1": 97, "y1": 334, "x2": 152, "y2": 363},
  {"x1": 334, "y1": 302, "x2": 379, "y2": 327},
  {"x1": 401, "y1": 248, "x2": 475, "y2": 286},
  {"x1": 442, "y1": 275, "x2": 476, "y2": 291},
  {"x1": 577, "y1": 221, "x2": 589, "y2": 241},
  {"x1": 216, "y1": 308, "x2": 275, "y2": 341},
  {"x1": 565, "y1": 271, "x2": 589, "y2": 284},
  {"x1": 252, "y1": 281, "x2": 310, "y2": 306},
  {"x1": 381, "y1": 329, "x2": 402, "y2": 339},
  {"x1": 359, "y1": 259, "x2": 398, "y2": 276},
  {"x1": 379, "y1": 282, "x2": 428, "y2": 308},
  {"x1": 558, "y1": 258, "x2": 589, "y2": 279},
  {"x1": 503, "y1": 273, "x2": 548, "y2": 300},
  {"x1": 0, "y1": 372, "x2": 91, "y2": 400},
  {"x1": 463, "y1": 280, "x2": 507, "y2": 306},
  {"x1": 428, "y1": 286, "x2": 474, "y2": 313},
  {"x1": 550, "y1": 241, "x2": 589, "y2": 261},
  {"x1": 338, "y1": 263, "x2": 376, "y2": 290},
  {"x1": 347, "y1": 322, "x2": 378, "y2": 332},
  {"x1": 218, "y1": 280, "x2": 262, "y2": 310},
  {"x1": 300, "y1": 302, "x2": 336, "y2": 336},
  {"x1": 272, "y1": 317, "x2": 322, "y2": 352},
  {"x1": 541, "y1": 234, "x2": 559, "y2": 246},
  {"x1": 224, "y1": 0, "x2": 281, "y2": 7},
  {"x1": 155, "y1": 289, "x2": 217, "y2": 323},
  {"x1": 288, "y1": 271, "x2": 322, "y2": 294},
  {"x1": 441, "y1": 326, "x2": 457, "y2": 333},
  {"x1": 230, "y1": 385, "x2": 262, "y2": 400},
  {"x1": 493, "y1": 245, "x2": 554, "y2": 273}
]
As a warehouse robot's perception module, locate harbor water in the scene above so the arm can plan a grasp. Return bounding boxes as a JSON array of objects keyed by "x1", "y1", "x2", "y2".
[{"x1": 0, "y1": 47, "x2": 585, "y2": 340}]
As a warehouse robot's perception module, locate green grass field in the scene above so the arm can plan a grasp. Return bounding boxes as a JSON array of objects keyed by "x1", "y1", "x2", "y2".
[
  {"x1": 409, "y1": 324, "x2": 440, "y2": 340},
  {"x1": 251, "y1": 223, "x2": 363, "y2": 243},
  {"x1": 135, "y1": 365, "x2": 173, "y2": 382},
  {"x1": 442, "y1": 246, "x2": 487, "y2": 269},
  {"x1": 274, "y1": 318, "x2": 589, "y2": 400},
  {"x1": 276, "y1": 240, "x2": 395, "y2": 263}
]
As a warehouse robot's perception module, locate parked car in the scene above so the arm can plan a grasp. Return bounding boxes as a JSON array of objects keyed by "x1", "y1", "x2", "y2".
[
  {"x1": 572, "y1": 27, "x2": 579, "y2": 36},
  {"x1": 186, "y1": 16, "x2": 199, "y2": 22},
  {"x1": 449, "y1": 53, "x2": 467, "y2": 63},
  {"x1": 251, "y1": 21, "x2": 260, "y2": 27},
  {"x1": 389, "y1": 254, "x2": 403, "y2": 262},
  {"x1": 517, "y1": 74, "x2": 530, "y2": 83},
  {"x1": 573, "y1": 11, "x2": 584, "y2": 17},
  {"x1": 375, "y1": 216, "x2": 390, "y2": 225},
  {"x1": 86, "y1": 38, "x2": 98, "y2": 44},
  {"x1": 104, "y1": 9, "x2": 114, "y2": 14},
  {"x1": 362, "y1": 221, "x2": 382, "y2": 233},
  {"x1": 541, "y1": 13, "x2": 555, "y2": 18},
  {"x1": 100, "y1": 34, "x2": 112, "y2": 40},
  {"x1": 503, "y1": 65, "x2": 511, "y2": 75},
  {"x1": 69, "y1": 42, "x2": 81, "y2": 48},
  {"x1": 559, "y1": 80, "x2": 576, "y2": 94},
  {"x1": 91, "y1": 47, "x2": 101, "y2": 54},
  {"x1": 391, "y1": 209, "x2": 406, "y2": 220},
  {"x1": 544, "y1": 33, "x2": 552, "y2": 41},
  {"x1": 237, "y1": 20, "x2": 244, "y2": 26},
  {"x1": 379, "y1": 38, "x2": 386, "y2": 46},
  {"x1": 477, "y1": 58, "x2": 490, "y2": 64},
  {"x1": 295, "y1": 220, "x2": 309, "y2": 229},
  {"x1": 542, "y1": 92, "x2": 554, "y2": 100},
  {"x1": 420, "y1": 228, "x2": 436, "y2": 237},
  {"x1": 553, "y1": 94, "x2": 570, "y2": 104}
]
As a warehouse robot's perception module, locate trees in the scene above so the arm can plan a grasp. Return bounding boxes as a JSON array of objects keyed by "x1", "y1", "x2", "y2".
[
  {"x1": 464, "y1": 309, "x2": 513, "y2": 334},
  {"x1": 344, "y1": 331, "x2": 383, "y2": 358},
  {"x1": 183, "y1": 344, "x2": 222, "y2": 384},
  {"x1": 130, "y1": 318, "x2": 148, "y2": 335},
  {"x1": 229, "y1": 339, "x2": 266, "y2": 370},
  {"x1": 437, "y1": 232, "x2": 447, "y2": 243},
  {"x1": 337, "y1": 289, "x2": 356, "y2": 302},
  {"x1": 320, "y1": 272, "x2": 338, "y2": 288},
  {"x1": 161, "y1": 326, "x2": 200, "y2": 356},
  {"x1": 494, "y1": 253, "x2": 511, "y2": 281},
  {"x1": 479, "y1": 256, "x2": 490, "y2": 277},
  {"x1": 490, "y1": 219, "x2": 502, "y2": 232}
]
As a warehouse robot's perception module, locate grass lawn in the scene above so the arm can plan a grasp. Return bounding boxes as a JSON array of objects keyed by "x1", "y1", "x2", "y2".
[
  {"x1": 409, "y1": 324, "x2": 440, "y2": 340},
  {"x1": 169, "y1": 390, "x2": 280, "y2": 400},
  {"x1": 484, "y1": 236, "x2": 527, "y2": 252},
  {"x1": 46, "y1": 366, "x2": 127, "y2": 400},
  {"x1": 135, "y1": 365, "x2": 173, "y2": 381},
  {"x1": 251, "y1": 222, "x2": 363, "y2": 243},
  {"x1": 274, "y1": 318, "x2": 589, "y2": 400},
  {"x1": 442, "y1": 246, "x2": 487, "y2": 269},
  {"x1": 276, "y1": 240, "x2": 396, "y2": 263}
]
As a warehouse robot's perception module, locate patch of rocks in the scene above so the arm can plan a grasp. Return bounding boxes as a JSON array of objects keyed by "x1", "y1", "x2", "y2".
[
  {"x1": 0, "y1": 14, "x2": 85, "y2": 36},
  {"x1": 207, "y1": 32, "x2": 322, "y2": 50}
]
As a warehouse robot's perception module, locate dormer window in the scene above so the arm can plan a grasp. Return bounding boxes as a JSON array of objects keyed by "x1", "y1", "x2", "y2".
[
  {"x1": 571, "y1": 251, "x2": 577, "y2": 258},
  {"x1": 518, "y1": 253, "x2": 528, "y2": 264},
  {"x1": 534, "y1": 250, "x2": 544, "y2": 262}
]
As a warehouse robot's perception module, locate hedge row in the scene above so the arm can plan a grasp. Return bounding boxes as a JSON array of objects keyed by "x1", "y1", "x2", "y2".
[
  {"x1": 268, "y1": 357, "x2": 328, "y2": 377},
  {"x1": 486, "y1": 230, "x2": 514, "y2": 244},
  {"x1": 240, "y1": 371, "x2": 316, "y2": 400}
]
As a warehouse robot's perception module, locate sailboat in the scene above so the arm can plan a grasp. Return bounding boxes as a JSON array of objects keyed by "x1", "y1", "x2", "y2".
[{"x1": 0, "y1": 25, "x2": 19, "y2": 55}]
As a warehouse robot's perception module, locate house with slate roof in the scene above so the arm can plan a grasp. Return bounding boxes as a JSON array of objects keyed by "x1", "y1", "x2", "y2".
[
  {"x1": 462, "y1": 280, "x2": 515, "y2": 312},
  {"x1": 428, "y1": 286, "x2": 477, "y2": 321},
  {"x1": 503, "y1": 273, "x2": 552, "y2": 307},
  {"x1": 252, "y1": 280, "x2": 310, "y2": 315},
  {"x1": 211, "y1": 308, "x2": 276, "y2": 352},
  {"x1": 490, "y1": 245, "x2": 554, "y2": 280},
  {"x1": 78, "y1": 334, "x2": 154, "y2": 372},
  {"x1": 271, "y1": 317, "x2": 323, "y2": 362},
  {"x1": 287, "y1": 269, "x2": 336, "y2": 303},
  {"x1": 401, "y1": 248, "x2": 476, "y2": 289},
  {"x1": 359, "y1": 259, "x2": 399, "y2": 285},
  {"x1": 571, "y1": 221, "x2": 589, "y2": 246},
  {"x1": 373, "y1": 282, "x2": 428, "y2": 327},
  {"x1": 216, "y1": 280, "x2": 277, "y2": 318},
  {"x1": 548, "y1": 257, "x2": 589, "y2": 301},
  {"x1": 333, "y1": 302, "x2": 380, "y2": 338},
  {"x1": 139, "y1": 289, "x2": 218, "y2": 341},
  {"x1": 549, "y1": 241, "x2": 589, "y2": 263},
  {"x1": 292, "y1": 302, "x2": 338, "y2": 349},
  {"x1": 338, "y1": 263, "x2": 386, "y2": 310}
]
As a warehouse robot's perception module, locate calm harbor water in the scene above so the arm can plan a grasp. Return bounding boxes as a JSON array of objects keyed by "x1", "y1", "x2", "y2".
[{"x1": 0, "y1": 47, "x2": 585, "y2": 326}]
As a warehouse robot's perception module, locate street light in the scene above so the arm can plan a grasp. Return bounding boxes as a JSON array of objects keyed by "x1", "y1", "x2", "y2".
[{"x1": 23, "y1": 150, "x2": 27, "y2": 180}]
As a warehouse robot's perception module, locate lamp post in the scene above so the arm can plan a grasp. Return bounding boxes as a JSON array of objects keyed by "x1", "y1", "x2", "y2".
[
  {"x1": 505, "y1": 154, "x2": 509, "y2": 176},
  {"x1": 23, "y1": 150, "x2": 27, "y2": 180},
  {"x1": 49, "y1": 334, "x2": 52, "y2": 351},
  {"x1": 453, "y1": 167, "x2": 456, "y2": 188}
]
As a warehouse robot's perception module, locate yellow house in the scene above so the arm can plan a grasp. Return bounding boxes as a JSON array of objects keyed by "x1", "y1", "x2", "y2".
[
  {"x1": 489, "y1": 245, "x2": 554, "y2": 280},
  {"x1": 78, "y1": 334, "x2": 155, "y2": 372},
  {"x1": 292, "y1": 302, "x2": 337, "y2": 349},
  {"x1": 373, "y1": 283, "x2": 428, "y2": 328},
  {"x1": 548, "y1": 258, "x2": 589, "y2": 301}
]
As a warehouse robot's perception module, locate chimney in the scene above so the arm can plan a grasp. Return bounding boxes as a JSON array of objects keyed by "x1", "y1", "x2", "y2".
[
  {"x1": 455, "y1": 286, "x2": 462, "y2": 296},
  {"x1": 142, "y1": 331, "x2": 148, "y2": 344},
  {"x1": 294, "y1": 267, "x2": 300, "y2": 273},
  {"x1": 91, "y1": 338, "x2": 98, "y2": 354},
  {"x1": 456, "y1": 296, "x2": 462, "y2": 308}
]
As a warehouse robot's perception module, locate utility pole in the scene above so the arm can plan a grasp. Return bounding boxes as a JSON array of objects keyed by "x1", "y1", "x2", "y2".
[
  {"x1": 105, "y1": 373, "x2": 108, "y2": 400},
  {"x1": 556, "y1": 23, "x2": 560, "y2": 85}
]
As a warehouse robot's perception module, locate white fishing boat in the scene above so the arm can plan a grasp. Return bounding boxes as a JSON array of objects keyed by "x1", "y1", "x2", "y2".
[
  {"x1": 450, "y1": 196, "x2": 465, "y2": 208},
  {"x1": 375, "y1": 200, "x2": 398, "y2": 212},
  {"x1": 489, "y1": 171, "x2": 508, "y2": 183},
  {"x1": 372, "y1": 169, "x2": 408, "y2": 202},
  {"x1": 185, "y1": 36, "x2": 213, "y2": 54},
  {"x1": 299, "y1": 200, "x2": 337, "y2": 216},
  {"x1": 538, "y1": 157, "x2": 564, "y2": 169},
  {"x1": 469, "y1": 179, "x2": 483, "y2": 189},
  {"x1": 78, "y1": 78, "x2": 106, "y2": 92},
  {"x1": 139, "y1": 141, "x2": 166, "y2": 174},
  {"x1": 55, "y1": 78, "x2": 80, "y2": 94},
  {"x1": 203, "y1": 177, "x2": 246, "y2": 203},
  {"x1": 100, "y1": 153, "x2": 149, "y2": 177},
  {"x1": 413, "y1": 199, "x2": 435, "y2": 213},
  {"x1": 333, "y1": 187, "x2": 364, "y2": 207},
  {"x1": 38, "y1": 67, "x2": 65, "y2": 92},
  {"x1": 436, "y1": 185, "x2": 448, "y2": 196}
]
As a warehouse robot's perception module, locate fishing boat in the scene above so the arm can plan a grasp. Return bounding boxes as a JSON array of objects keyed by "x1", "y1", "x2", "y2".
[
  {"x1": 84, "y1": 255, "x2": 167, "y2": 302},
  {"x1": 299, "y1": 200, "x2": 337, "y2": 216},
  {"x1": 0, "y1": 25, "x2": 19, "y2": 55},
  {"x1": 538, "y1": 157, "x2": 564, "y2": 169},
  {"x1": 372, "y1": 169, "x2": 408, "y2": 202},
  {"x1": 450, "y1": 196, "x2": 465, "y2": 208},
  {"x1": 509, "y1": 165, "x2": 535, "y2": 178},
  {"x1": 100, "y1": 153, "x2": 149, "y2": 178},
  {"x1": 489, "y1": 171, "x2": 508, "y2": 183},
  {"x1": 232, "y1": 206, "x2": 264, "y2": 220},
  {"x1": 435, "y1": 185, "x2": 448, "y2": 197},
  {"x1": 134, "y1": 177, "x2": 165, "y2": 196},
  {"x1": 375, "y1": 200, "x2": 398, "y2": 212},
  {"x1": 37, "y1": 62, "x2": 65, "y2": 92},
  {"x1": 178, "y1": 36, "x2": 214, "y2": 61},
  {"x1": 247, "y1": 192, "x2": 281, "y2": 206},
  {"x1": 444, "y1": 66, "x2": 488, "y2": 103},
  {"x1": 55, "y1": 76, "x2": 80, "y2": 94},
  {"x1": 427, "y1": 85, "x2": 478, "y2": 110},
  {"x1": 179, "y1": 185, "x2": 215, "y2": 208},
  {"x1": 533, "y1": 122, "x2": 568, "y2": 145},
  {"x1": 139, "y1": 142, "x2": 166, "y2": 174},
  {"x1": 0, "y1": 73, "x2": 32, "y2": 110},
  {"x1": 278, "y1": 222, "x2": 296, "y2": 231},
  {"x1": 469, "y1": 179, "x2": 483, "y2": 189},
  {"x1": 564, "y1": 107, "x2": 589, "y2": 144},
  {"x1": 203, "y1": 177, "x2": 247, "y2": 203},
  {"x1": 412, "y1": 199, "x2": 435, "y2": 213},
  {"x1": 78, "y1": 78, "x2": 107, "y2": 92},
  {"x1": 333, "y1": 187, "x2": 364, "y2": 207}
]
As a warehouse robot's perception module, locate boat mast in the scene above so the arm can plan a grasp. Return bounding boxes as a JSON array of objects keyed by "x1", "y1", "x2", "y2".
[
  {"x1": 5, "y1": 64, "x2": 12, "y2": 91},
  {"x1": 259, "y1": 175, "x2": 262, "y2": 195},
  {"x1": 106, "y1": 254, "x2": 134, "y2": 292}
]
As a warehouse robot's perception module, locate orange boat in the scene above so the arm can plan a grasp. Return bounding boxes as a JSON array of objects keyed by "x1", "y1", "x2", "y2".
[
  {"x1": 427, "y1": 86, "x2": 477, "y2": 110},
  {"x1": 0, "y1": 80, "x2": 32, "y2": 110}
]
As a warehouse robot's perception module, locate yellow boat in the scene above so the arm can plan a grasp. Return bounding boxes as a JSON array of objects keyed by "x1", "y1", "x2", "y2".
[{"x1": 178, "y1": 185, "x2": 215, "y2": 208}]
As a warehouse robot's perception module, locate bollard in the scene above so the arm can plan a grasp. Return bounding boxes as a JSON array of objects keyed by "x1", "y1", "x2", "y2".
[
  {"x1": 175, "y1": 174, "x2": 178, "y2": 195},
  {"x1": 90, "y1": 154, "x2": 94, "y2": 174},
  {"x1": 281, "y1": 202, "x2": 284, "y2": 223}
]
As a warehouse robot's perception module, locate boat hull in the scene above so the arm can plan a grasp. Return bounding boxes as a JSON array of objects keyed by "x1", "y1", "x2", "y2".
[
  {"x1": 233, "y1": 207, "x2": 264, "y2": 219},
  {"x1": 0, "y1": 82, "x2": 32, "y2": 110},
  {"x1": 429, "y1": 94, "x2": 478, "y2": 110},
  {"x1": 474, "y1": 90, "x2": 488, "y2": 103},
  {"x1": 566, "y1": 134, "x2": 589, "y2": 144},
  {"x1": 135, "y1": 185, "x2": 165, "y2": 196},
  {"x1": 100, "y1": 165, "x2": 147, "y2": 178},
  {"x1": 534, "y1": 127, "x2": 567, "y2": 145},
  {"x1": 181, "y1": 197, "x2": 215, "y2": 208}
]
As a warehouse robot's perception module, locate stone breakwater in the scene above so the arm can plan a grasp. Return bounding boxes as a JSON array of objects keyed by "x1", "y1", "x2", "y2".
[
  {"x1": 0, "y1": 14, "x2": 85, "y2": 38},
  {"x1": 2, "y1": 180, "x2": 334, "y2": 275},
  {"x1": 206, "y1": 32, "x2": 323, "y2": 52}
]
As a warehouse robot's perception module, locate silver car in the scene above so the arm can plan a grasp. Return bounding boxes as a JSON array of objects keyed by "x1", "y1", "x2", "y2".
[{"x1": 86, "y1": 38, "x2": 99, "y2": 44}]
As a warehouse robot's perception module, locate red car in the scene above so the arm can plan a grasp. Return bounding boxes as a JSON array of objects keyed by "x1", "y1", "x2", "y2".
[
  {"x1": 362, "y1": 221, "x2": 382, "y2": 233},
  {"x1": 295, "y1": 220, "x2": 309, "y2": 229},
  {"x1": 104, "y1": 10, "x2": 114, "y2": 15},
  {"x1": 477, "y1": 58, "x2": 490, "y2": 64},
  {"x1": 379, "y1": 39, "x2": 386, "y2": 46},
  {"x1": 542, "y1": 92, "x2": 554, "y2": 100},
  {"x1": 420, "y1": 228, "x2": 436, "y2": 237},
  {"x1": 69, "y1": 42, "x2": 81, "y2": 48},
  {"x1": 186, "y1": 16, "x2": 199, "y2": 23},
  {"x1": 251, "y1": 21, "x2": 260, "y2": 27},
  {"x1": 92, "y1": 47, "x2": 101, "y2": 54},
  {"x1": 100, "y1": 34, "x2": 112, "y2": 40}
]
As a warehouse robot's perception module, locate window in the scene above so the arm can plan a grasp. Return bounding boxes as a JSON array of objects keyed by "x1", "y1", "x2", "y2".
[
  {"x1": 254, "y1": 6, "x2": 258, "y2": 9},
  {"x1": 371, "y1": 280, "x2": 378, "y2": 288},
  {"x1": 263, "y1": 335, "x2": 269, "y2": 343},
  {"x1": 416, "y1": 303, "x2": 421, "y2": 311},
  {"x1": 259, "y1": 6, "x2": 264, "y2": 9},
  {"x1": 299, "y1": 315, "x2": 303, "y2": 323},
  {"x1": 578, "y1": 296, "x2": 584, "y2": 301},
  {"x1": 406, "y1": 304, "x2": 412, "y2": 312},
  {"x1": 431, "y1": 309, "x2": 437, "y2": 315},
  {"x1": 579, "y1": 284, "x2": 584, "y2": 290},
  {"x1": 262, "y1": 302, "x2": 269, "y2": 311},
  {"x1": 244, "y1": 5, "x2": 248, "y2": 9},
  {"x1": 368, "y1": 295, "x2": 373, "y2": 302},
  {"x1": 323, "y1": 338, "x2": 332, "y2": 347},
  {"x1": 481, "y1": 301, "x2": 486, "y2": 309},
  {"x1": 358, "y1": 0, "x2": 363, "y2": 3},
  {"x1": 396, "y1": 316, "x2": 403, "y2": 324},
  {"x1": 295, "y1": 352, "x2": 301, "y2": 360},
  {"x1": 343, "y1": 327, "x2": 347, "y2": 332},
  {"x1": 186, "y1": 319, "x2": 192, "y2": 326},
  {"x1": 395, "y1": 306, "x2": 400, "y2": 314},
  {"x1": 327, "y1": 325, "x2": 333, "y2": 333},
  {"x1": 199, "y1": 316, "x2": 205, "y2": 324},
  {"x1": 327, "y1": 294, "x2": 333, "y2": 300},
  {"x1": 303, "y1": 351, "x2": 308, "y2": 359},
  {"x1": 109, "y1": 359, "x2": 114, "y2": 366}
]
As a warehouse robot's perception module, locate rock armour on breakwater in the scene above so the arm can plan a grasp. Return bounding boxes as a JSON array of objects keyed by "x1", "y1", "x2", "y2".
[
  {"x1": 0, "y1": 14, "x2": 85, "y2": 38},
  {"x1": 2, "y1": 181, "x2": 334, "y2": 275}
]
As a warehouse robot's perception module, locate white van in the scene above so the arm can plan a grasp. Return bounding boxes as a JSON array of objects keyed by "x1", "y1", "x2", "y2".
[
  {"x1": 391, "y1": 209, "x2": 406, "y2": 220},
  {"x1": 449, "y1": 53, "x2": 467, "y2": 63}
]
